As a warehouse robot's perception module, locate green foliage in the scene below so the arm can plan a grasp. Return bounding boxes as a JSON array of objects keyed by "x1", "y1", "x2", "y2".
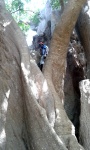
[
  {"x1": 18, "y1": 21, "x2": 30, "y2": 33},
  {"x1": 51, "y1": 0, "x2": 68, "y2": 9},
  {"x1": 30, "y1": 10, "x2": 40, "y2": 26},
  {"x1": 5, "y1": 0, "x2": 40, "y2": 34},
  {"x1": 12, "y1": 0, "x2": 24, "y2": 12},
  {"x1": 5, "y1": 0, "x2": 24, "y2": 15},
  {"x1": 5, "y1": 0, "x2": 31, "y2": 34},
  {"x1": 51, "y1": 0, "x2": 60, "y2": 9}
]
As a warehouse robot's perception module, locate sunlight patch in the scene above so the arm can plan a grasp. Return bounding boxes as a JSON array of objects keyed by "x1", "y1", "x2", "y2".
[
  {"x1": 56, "y1": 109, "x2": 61, "y2": 120},
  {"x1": 30, "y1": 59, "x2": 36, "y2": 63},
  {"x1": 82, "y1": 79, "x2": 90, "y2": 94},
  {"x1": 2, "y1": 89, "x2": 10, "y2": 112},
  {"x1": 49, "y1": 112, "x2": 55, "y2": 127},
  {"x1": 42, "y1": 80, "x2": 48, "y2": 92},
  {"x1": 0, "y1": 129, "x2": 6, "y2": 144},
  {"x1": 21, "y1": 62, "x2": 30, "y2": 83},
  {"x1": 88, "y1": 99, "x2": 90, "y2": 104},
  {"x1": 85, "y1": 1, "x2": 90, "y2": 17},
  {"x1": 80, "y1": 80, "x2": 90, "y2": 104},
  {"x1": 71, "y1": 124, "x2": 75, "y2": 136},
  {"x1": 3, "y1": 21, "x2": 11, "y2": 27},
  {"x1": 51, "y1": 128, "x2": 64, "y2": 145},
  {"x1": 6, "y1": 89, "x2": 10, "y2": 99},
  {"x1": 30, "y1": 79, "x2": 39, "y2": 99},
  {"x1": 21, "y1": 62, "x2": 39, "y2": 99}
]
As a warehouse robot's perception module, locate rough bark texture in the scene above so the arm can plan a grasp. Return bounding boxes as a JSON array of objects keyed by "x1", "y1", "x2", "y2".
[
  {"x1": 43, "y1": 0, "x2": 87, "y2": 139},
  {"x1": 64, "y1": 30, "x2": 87, "y2": 140},
  {"x1": 59, "y1": 0, "x2": 64, "y2": 12},
  {"x1": 79, "y1": 79, "x2": 90, "y2": 150},
  {"x1": 44, "y1": 0, "x2": 87, "y2": 99},
  {"x1": 76, "y1": 4, "x2": 90, "y2": 149},
  {"x1": 0, "y1": 4, "x2": 27, "y2": 150},
  {"x1": 77, "y1": 2, "x2": 90, "y2": 78},
  {"x1": 0, "y1": 0, "x2": 86, "y2": 150}
]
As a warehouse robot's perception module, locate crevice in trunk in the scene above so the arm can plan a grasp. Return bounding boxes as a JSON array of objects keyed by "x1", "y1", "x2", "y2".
[{"x1": 64, "y1": 29, "x2": 87, "y2": 141}]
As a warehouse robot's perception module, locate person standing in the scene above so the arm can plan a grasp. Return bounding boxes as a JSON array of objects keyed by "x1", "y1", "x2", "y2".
[{"x1": 39, "y1": 42, "x2": 49, "y2": 71}]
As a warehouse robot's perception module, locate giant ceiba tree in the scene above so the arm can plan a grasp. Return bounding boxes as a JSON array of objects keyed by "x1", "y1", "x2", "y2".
[{"x1": 0, "y1": 0, "x2": 87, "y2": 150}]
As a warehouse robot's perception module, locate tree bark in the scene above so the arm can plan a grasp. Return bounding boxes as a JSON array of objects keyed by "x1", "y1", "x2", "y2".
[
  {"x1": 77, "y1": 2, "x2": 90, "y2": 78},
  {"x1": 79, "y1": 79, "x2": 90, "y2": 150},
  {"x1": 76, "y1": 2, "x2": 90, "y2": 149},
  {"x1": 0, "y1": 0, "x2": 86, "y2": 149},
  {"x1": 59, "y1": 0, "x2": 64, "y2": 12},
  {"x1": 44, "y1": 0, "x2": 87, "y2": 100},
  {"x1": 43, "y1": 0, "x2": 87, "y2": 141}
]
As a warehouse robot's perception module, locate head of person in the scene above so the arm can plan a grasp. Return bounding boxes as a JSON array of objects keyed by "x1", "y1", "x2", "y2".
[{"x1": 39, "y1": 42, "x2": 44, "y2": 47}]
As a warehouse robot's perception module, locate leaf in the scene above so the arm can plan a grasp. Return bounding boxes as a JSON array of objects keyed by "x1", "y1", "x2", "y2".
[{"x1": 5, "y1": 0, "x2": 40, "y2": 34}]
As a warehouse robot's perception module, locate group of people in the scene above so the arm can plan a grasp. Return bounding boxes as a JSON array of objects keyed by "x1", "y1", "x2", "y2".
[{"x1": 38, "y1": 42, "x2": 49, "y2": 71}]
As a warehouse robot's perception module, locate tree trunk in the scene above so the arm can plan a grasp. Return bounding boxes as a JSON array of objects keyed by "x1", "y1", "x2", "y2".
[
  {"x1": 43, "y1": 0, "x2": 86, "y2": 138},
  {"x1": 79, "y1": 79, "x2": 90, "y2": 150},
  {"x1": 59, "y1": 0, "x2": 64, "y2": 12},
  {"x1": 44, "y1": 0, "x2": 87, "y2": 100},
  {"x1": 76, "y1": 2, "x2": 90, "y2": 149},
  {"x1": 0, "y1": 0, "x2": 86, "y2": 149},
  {"x1": 77, "y1": 2, "x2": 90, "y2": 78}
]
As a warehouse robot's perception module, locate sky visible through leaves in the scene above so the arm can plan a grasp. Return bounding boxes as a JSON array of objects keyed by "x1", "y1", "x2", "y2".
[
  {"x1": 26, "y1": 0, "x2": 47, "y2": 46},
  {"x1": 5, "y1": 0, "x2": 47, "y2": 46}
]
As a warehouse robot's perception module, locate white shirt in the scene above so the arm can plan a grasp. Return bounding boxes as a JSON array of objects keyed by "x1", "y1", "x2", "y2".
[{"x1": 40, "y1": 56, "x2": 44, "y2": 65}]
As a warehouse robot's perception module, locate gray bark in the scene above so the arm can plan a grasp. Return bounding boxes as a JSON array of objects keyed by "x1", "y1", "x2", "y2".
[
  {"x1": 59, "y1": 0, "x2": 64, "y2": 12},
  {"x1": 77, "y1": 2, "x2": 90, "y2": 78},
  {"x1": 0, "y1": 0, "x2": 86, "y2": 149},
  {"x1": 79, "y1": 79, "x2": 90, "y2": 150}
]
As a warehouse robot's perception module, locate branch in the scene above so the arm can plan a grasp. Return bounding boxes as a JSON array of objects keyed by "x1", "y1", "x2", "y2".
[
  {"x1": 59, "y1": 0, "x2": 64, "y2": 12},
  {"x1": 18, "y1": 20, "x2": 30, "y2": 25},
  {"x1": 11, "y1": 9, "x2": 35, "y2": 14}
]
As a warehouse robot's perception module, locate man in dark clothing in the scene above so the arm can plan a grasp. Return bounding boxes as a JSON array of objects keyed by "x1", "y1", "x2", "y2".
[
  {"x1": 39, "y1": 42, "x2": 49, "y2": 71},
  {"x1": 39, "y1": 42, "x2": 49, "y2": 58}
]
